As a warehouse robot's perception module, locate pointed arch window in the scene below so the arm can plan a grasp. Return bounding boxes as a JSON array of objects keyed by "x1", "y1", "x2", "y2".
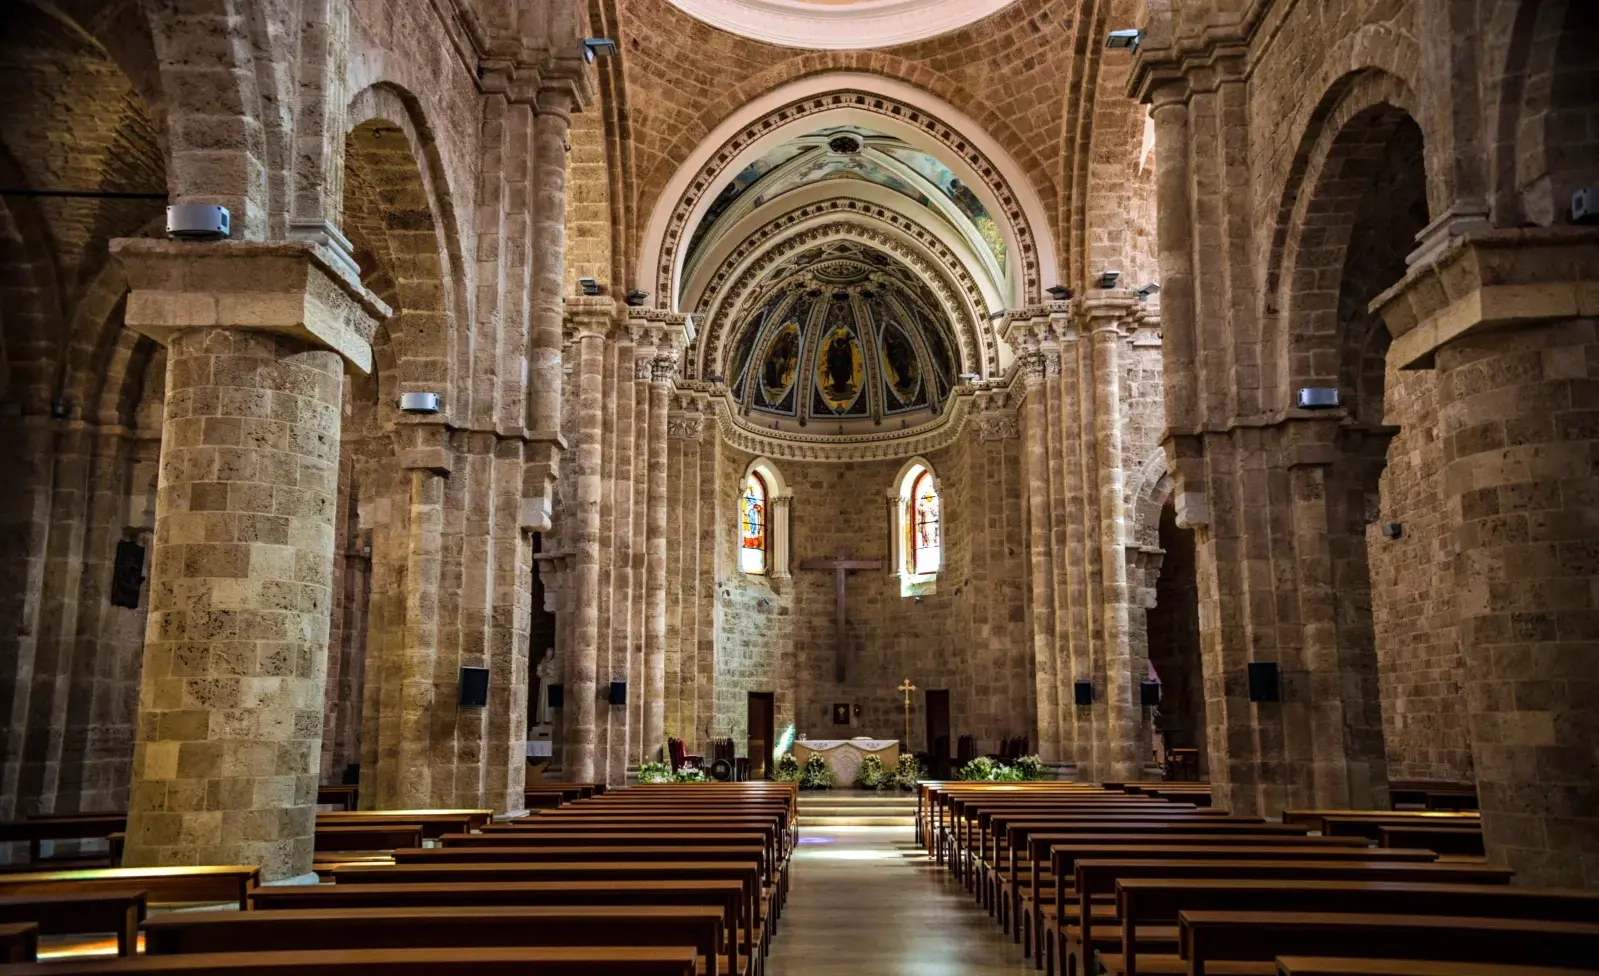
[{"x1": 740, "y1": 472, "x2": 768, "y2": 574}]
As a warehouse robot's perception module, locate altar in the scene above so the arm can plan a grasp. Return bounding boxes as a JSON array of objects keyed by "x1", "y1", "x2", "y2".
[{"x1": 793, "y1": 737, "x2": 900, "y2": 784}]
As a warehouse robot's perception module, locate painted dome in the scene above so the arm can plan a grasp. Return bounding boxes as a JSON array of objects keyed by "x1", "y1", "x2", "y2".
[{"x1": 723, "y1": 240, "x2": 959, "y2": 434}]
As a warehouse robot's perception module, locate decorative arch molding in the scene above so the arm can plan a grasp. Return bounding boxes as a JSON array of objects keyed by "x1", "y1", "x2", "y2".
[
  {"x1": 345, "y1": 82, "x2": 470, "y2": 418},
  {"x1": 742, "y1": 455, "x2": 792, "y2": 579},
  {"x1": 694, "y1": 217, "x2": 992, "y2": 383},
  {"x1": 1261, "y1": 67, "x2": 1426, "y2": 414},
  {"x1": 682, "y1": 179, "x2": 1006, "y2": 314},
  {"x1": 1128, "y1": 447, "x2": 1173, "y2": 553},
  {"x1": 641, "y1": 73, "x2": 1059, "y2": 312}
]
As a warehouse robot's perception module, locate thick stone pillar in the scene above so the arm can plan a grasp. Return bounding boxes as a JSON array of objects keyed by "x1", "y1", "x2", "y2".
[
  {"x1": 1149, "y1": 87, "x2": 1199, "y2": 437},
  {"x1": 564, "y1": 323, "x2": 606, "y2": 783},
  {"x1": 1088, "y1": 297, "x2": 1142, "y2": 781},
  {"x1": 528, "y1": 91, "x2": 573, "y2": 437},
  {"x1": 643, "y1": 352, "x2": 673, "y2": 762},
  {"x1": 111, "y1": 239, "x2": 383, "y2": 881},
  {"x1": 1377, "y1": 228, "x2": 1599, "y2": 888},
  {"x1": 608, "y1": 335, "x2": 637, "y2": 779},
  {"x1": 1017, "y1": 347, "x2": 1061, "y2": 762}
]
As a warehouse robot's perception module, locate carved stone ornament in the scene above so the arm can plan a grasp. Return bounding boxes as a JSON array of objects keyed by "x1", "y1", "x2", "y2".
[
  {"x1": 651, "y1": 354, "x2": 680, "y2": 384},
  {"x1": 667, "y1": 415, "x2": 705, "y2": 439},
  {"x1": 634, "y1": 357, "x2": 655, "y2": 381},
  {"x1": 977, "y1": 413, "x2": 1020, "y2": 441}
]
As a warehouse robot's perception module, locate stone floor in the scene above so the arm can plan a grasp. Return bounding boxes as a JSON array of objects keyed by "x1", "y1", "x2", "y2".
[{"x1": 765, "y1": 825, "x2": 1037, "y2": 975}]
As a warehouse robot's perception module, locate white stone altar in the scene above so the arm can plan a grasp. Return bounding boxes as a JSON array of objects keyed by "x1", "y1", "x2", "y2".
[{"x1": 793, "y1": 737, "x2": 900, "y2": 784}]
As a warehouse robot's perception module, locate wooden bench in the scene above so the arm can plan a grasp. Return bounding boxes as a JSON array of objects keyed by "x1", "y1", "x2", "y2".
[
  {"x1": 0, "y1": 924, "x2": 35, "y2": 964},
  {"x1": 1277, "y1": 959, "x2": 1599, "y2": 976},
  {"x1": 1377, "y1": 826, "x2": 1485, "y2": 857},
  {"x1": 250, "y1": 879, "x2": 756, "y2": 976},
  {"x1": 315, "y1": 786, "x2": 359, "y2": 810},
  {"x1": 0, "y1": 865, "x2": 259, "y2": 908},
  {"x1": 1181, "y1": 911, "x2": 1599, "y2": 976},
  {"x1": 1387, "y1": 779, "x2": 1479, "y2": 811},
  {"x1": 0, "y1": 945, "x2": 701, "y2": 974},
  {"x1": 0, "y1": 889, "x2": 146, "y2": 956},
  {"x1": 1281, "y1": 810, "x2": 1478, "y2": 835},
  {"x1": 1056, "y1": 860, "x2": 1513, "y2": 976},
  {"x1": 144, "y1": 905, "x2": 727, "y2": 976},
  {"x1": 0, "y1": 815, "x2": 126, "y2": 866},
  {"x1": 1322, "y1": 814, "x2": 1482, "y2": 844},
  {"x1": 315, "y1": 810, "x2": 487, "y2": 839},
  {"x1": 314, "y1": 824, "x2": 423, "y2": 852},
  {"x1": 1101, "y1": 880, "x2": 1599, "y2": 976}
]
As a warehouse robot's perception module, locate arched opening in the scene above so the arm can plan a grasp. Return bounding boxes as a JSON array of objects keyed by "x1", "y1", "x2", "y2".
[
  {"x1": 1497, "y1": 0, "x2": 1599, "y2": 226},
  {"x1": 740, "y1": 470, "x2": 770, "y2": 574},
  {"x1": 1147, "y1": 501, "x2": 1205, "y2": 779},
  {"x1": 0, "y1": 0, "x2": 166, "y2": 818}
]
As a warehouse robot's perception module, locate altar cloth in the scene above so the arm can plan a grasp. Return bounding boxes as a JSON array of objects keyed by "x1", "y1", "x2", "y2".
[{"x1": 793, "y1": 738, "x2": 900, "y2": 784}]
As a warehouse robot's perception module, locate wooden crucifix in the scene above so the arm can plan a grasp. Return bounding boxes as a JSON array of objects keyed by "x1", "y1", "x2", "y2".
[{"x1": 798, "y1": 546, "x2": 884, "y2": 682}]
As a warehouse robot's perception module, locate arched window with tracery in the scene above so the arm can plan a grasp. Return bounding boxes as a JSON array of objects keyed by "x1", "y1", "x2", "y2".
[
  {"x1": 890, "y1": 458, "x2": 940, "y2": 594},
  {"x1": 740, "y1": 471, "x2": 768, "y2": 574}
]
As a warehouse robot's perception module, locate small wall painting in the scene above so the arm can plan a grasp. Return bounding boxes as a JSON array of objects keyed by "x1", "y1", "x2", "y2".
[{"x1": 832, "y1": 703, "x2": 851, "y2": 725}]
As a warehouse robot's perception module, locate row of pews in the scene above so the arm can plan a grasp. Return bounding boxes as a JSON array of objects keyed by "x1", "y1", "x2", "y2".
[
  {"x1": 0, "y1": 781, "x2": 794, "y2": 974},
  {"x1": 917, "y1": 781, "x2": 1598, "y2": 976}
]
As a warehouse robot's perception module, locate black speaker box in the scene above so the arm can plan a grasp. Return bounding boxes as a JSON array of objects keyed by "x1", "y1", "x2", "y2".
[
  {"x1": 459, "y1": 666, "x2": 489, "y2": 708},
  {"x1": 1073, "y1": 680, "x2": 1094, "y2": 706},
  {"x1": 609, "y1": 680, "x2": 628, "y2": 705},
  {"x1": 1139, "y1": 681, "x2": 1162, "y2": 706},
  {"x1": 1248, "y1": 662, "x2": 1280, "y2": 703},
  {"x1": 547, "y1": 683, "x2": 564, "y2": 708}
]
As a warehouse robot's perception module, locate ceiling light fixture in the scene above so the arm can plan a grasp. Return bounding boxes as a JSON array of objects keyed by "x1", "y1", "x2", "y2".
[
  {"x1": 1106, "y1": 28, "x2": 1145, "y2": 51},
  {"x1": 582, "y1": 38, "x2": 617, "y2": 62}
]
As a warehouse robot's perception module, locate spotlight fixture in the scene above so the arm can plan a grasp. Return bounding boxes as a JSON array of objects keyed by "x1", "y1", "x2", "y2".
[
  {"x1": 1098, "y1": 269, "x2": 1121, "y2": 289},
  {"x1": 1135, "y1": 283, "x2": 1160, "y2": 300},
  {"x1": 1106, "y1": 28, "x2": 1145, "y2": 51},
  {"x1": 399, "y1": 392, "x2": 443, "y2": 414},
  {"x1": 582, "y1": 38, "x2": 618, "y2": 62},
  {"x1": 49, "y1": 398, "x2": 70, "y2": 420},
  {"x1": 958, "y1": 373, "x2": 981, "y2": 384},
  {"x1": 987, "y1": 308, "x2": 1009, "y2": 321},
  {"x1": 578, "y1": 277, "x2": 602, "y2": 296},
  {"x1": 625, "y1": 289, "x2": 650, "y2": 307},
  {"x1": 1295, "y1": 387, "x2": 1341, "y2": 410},
  {"x1": 1045, "y1": 285, "x2": 1073, "y2": 301}
]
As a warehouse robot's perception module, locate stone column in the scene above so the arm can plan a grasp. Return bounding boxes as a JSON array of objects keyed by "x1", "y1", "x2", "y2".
[
  {"x1": 1087, "y1": 296, "x2": 1141, "y2": 781},
  {"x1": 609, "y1": 333, "x2": 637, "y2": 778},
  {"x1": 563, "y1": 321, "x2": 607, "y2": 784},
  {"x1": 643, "y1": 351, "x2": 674, "y2": 762},
  {"x1": 111, "y1": 239, "x2": 383, "y2": 881},
  {"x1": 1016, "y1": 345, "x2": 1060, "y2": 762},
  {"x1": 1377, "y1": 228, "x2": 1599, "y2": 889},
  {"x1": 527, "y1": 90, "x2": 573, "y2": 437},
  {"x1": 630, "y1": 345, "x2": 651, "y2": 765},
  {"x1": 1149, "y1": 86, "x2": 1198, "y2": 436}
]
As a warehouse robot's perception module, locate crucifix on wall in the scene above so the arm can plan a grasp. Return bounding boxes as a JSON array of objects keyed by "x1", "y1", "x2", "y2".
[{"x1": 798, "y1": 546, "x2": 884, "y2": 682}]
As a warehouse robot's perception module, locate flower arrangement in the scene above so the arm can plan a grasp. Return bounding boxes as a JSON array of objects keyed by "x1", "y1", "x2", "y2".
[
  {"x1": 799, "y1": 752, "x2": 833, "y2": 790},
  {"x1": 883, "y1": 753, "x2": 924, "y2": 792},
  {"x1": 638, "y1": 759, "x2": 713, "y2": 783},
  {"x1": 958, "y1": 754, "x2": 1047, "y2": 782},
  {"x1": 772, "y1": 753, "x2": 801, "y2": 783},
  {"x1": 853, "y1": 755, "x2": 887, "y2": 789}
]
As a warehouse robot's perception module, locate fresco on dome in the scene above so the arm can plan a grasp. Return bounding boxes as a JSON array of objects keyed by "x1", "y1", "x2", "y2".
[
  {"x1": 881, "y1": 146, "x2": 1008, "y2": 270},
  {"x1": 726, "y1": 290, "x2": 782, "y2": 399},
  {"x1": 759, "y1": 318, "x2": 803, "y2": 410},
  {"x1": 879, "y1": 317, "x2": 924, "y2": 407},
  {"x1": 813, "y1": 297, "x2": 865, "y2": 414},
  {"x1": 753, "y1": 153, "x2": 934, "y2": 210},
  {"x1": 686, "y1": 142, "x2": 815, "y2": 261}
]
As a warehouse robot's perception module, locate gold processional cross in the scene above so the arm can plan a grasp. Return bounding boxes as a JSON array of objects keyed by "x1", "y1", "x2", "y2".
[
  {"x1": 897, "y1": 677, "x2": 917, "y2": 749},
  {"x1": 798, "y1": 546, "x2": 885, "y2": 682}
]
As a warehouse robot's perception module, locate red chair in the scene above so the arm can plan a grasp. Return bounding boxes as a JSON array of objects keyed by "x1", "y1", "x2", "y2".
[{"x1": 667, "y1": 737, "x2": 701, "y2": 773}]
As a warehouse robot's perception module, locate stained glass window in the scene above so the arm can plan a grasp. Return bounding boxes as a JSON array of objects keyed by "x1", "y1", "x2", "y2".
[
  {"x1": 740, "y1": 472, "x2": 768, "y2": 574},
  {"x1": 911, "y1": 470, "x2": 940, "y2": 575}
]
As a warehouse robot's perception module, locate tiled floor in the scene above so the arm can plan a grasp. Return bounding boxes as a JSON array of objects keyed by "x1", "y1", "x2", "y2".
[{"x1": 766, "y1": 826, "x2": 1038, "y2": 975}]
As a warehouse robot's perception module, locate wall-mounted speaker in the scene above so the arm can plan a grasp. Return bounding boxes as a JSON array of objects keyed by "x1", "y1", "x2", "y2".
[
  {"x1": 1248, "y1": 662, "x2": 1281, "y2": 703},
  {"x1": 547, "y1": 684, "x2": 564, "y2": 708},
  {"x1": 608, "y1": 680, "x2": 628, "y2": 706},
  {"x1": 1074, "y1": 680, "x2": 1094, "y2": 707},
  {"x1": 459, "y1": 666, "x2": 489, "y2": 708},
  {"x1": 1139, "y1": 681, "x2": 1162, "y2": 707}
]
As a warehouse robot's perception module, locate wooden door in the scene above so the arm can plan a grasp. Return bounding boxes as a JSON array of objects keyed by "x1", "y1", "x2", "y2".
[
  {"x1": 747, "y1": 692, "x2": 775, "y2": 780},
  {"x1": 925, "y1": 689, "x2": 950, "y2": 778}
]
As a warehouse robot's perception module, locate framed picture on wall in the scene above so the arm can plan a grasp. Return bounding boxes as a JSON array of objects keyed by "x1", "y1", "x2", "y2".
[{"x1": 832, "y1": 703, "x2": 850, "y2": 725}]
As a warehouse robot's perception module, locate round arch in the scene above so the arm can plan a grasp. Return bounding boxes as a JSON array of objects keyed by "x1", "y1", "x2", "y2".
[{"x1": 640, "y1": 73, "x2": 1059, "y2": 312}]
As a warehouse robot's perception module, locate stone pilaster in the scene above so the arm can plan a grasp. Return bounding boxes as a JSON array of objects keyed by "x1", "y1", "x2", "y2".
[
  {"x1": 527, "y1": 89, "x2": 574, "y2": 438},
  {"x1": 630, "y1": 344, "x2": 652, "y2": 766},
  {"x1": 1016, "y1": 342, "x2": 1060, "y2": 762},
  {"x1": 110, "y1": 239, "x2": 384, "y2": 881},
  {"x1": 644, "y1": 349, "x2": 675, "y2": 762},
  {"x1": 1376, "y1": 228, "x2": 1599, "y2": 888},
  {"x1": 608, "y1": 333, "x2": 638, "y2": 778}
]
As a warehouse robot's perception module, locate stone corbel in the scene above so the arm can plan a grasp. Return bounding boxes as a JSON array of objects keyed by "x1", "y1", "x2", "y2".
[
  {"x1": 1164, "y1": 433, "x2": 1209, "y2": 529},
  {"x1": 390, "y1": 422, "x2": 455, "y2": 475},
  {"x1": 111, "y1": 239, "x2": 390, "y2": 375},
  {"x1": 564, "y1": 295, "x2": 619, "y2": 342},
  {"x1": 1374, "y1": 227, "x2": 1599, "y2": 370}
]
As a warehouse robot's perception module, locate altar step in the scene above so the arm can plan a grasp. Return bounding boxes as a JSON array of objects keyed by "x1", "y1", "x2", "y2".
[{"x1": 796, "y1": 791, "x2": 917, "y2": 827}]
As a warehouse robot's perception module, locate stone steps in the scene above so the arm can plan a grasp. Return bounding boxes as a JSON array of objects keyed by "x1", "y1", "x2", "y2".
[{"x1": 796, "y1": 790, "x2": 917, "y2": 827}]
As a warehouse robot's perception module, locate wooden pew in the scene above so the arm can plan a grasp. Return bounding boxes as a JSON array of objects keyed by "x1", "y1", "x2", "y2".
[
  {"x1": 0, "y1": 814, "x2": 126, "y2": 866},
  {"x1": 1323, "y1": 814, "x2": 1482, "y2": 844},
  {"x1": 145, "y1": 905, "x2": 726, "y2": 976},
  {"x1": 0, "y1": 945, "x2": 701, "y2": 974},
  {"x1": 251, "y1": 879, "x2": 755, "y2": 975},
  {"x1": 1387, "y1": 779, "x2": 1479, "y2": 811},
  {"x1": 1281, "y1": 810, "x2": 1477, "y2": 835},
  {"x1": 1278, "y1": 959, "x2": 1599, "y2": 976},
  {"x1": 490, "y1": 817, "x2": 786, "y2": 866},
  {"x1": 1378, "y1": 826, "x2": 1485, "y2": 857},
  {"x1": 0, "y1": 865, "x2": 258, "y2": 908},
  {"x1": 314, "y1": 824, "x2": 423, "y2": 852},
  {"x1": 0, "y1": 924, "x2": 35, "y2": 964},
  {"x1": 315, "y1": 810, "x2": 489, "y2": 839},
  {"x1": 1101, "y1": 880, "x2": 1599, "y2": 976},
  {"x1": 0, "y1": 889, "x2": 146, "y2": 956},
  {"x1": 1181, "y1": 911, "x2": 1599, "y2": 976},
  {"x1": 316, "y1": 785, "x2": 359, "y2": 810}
]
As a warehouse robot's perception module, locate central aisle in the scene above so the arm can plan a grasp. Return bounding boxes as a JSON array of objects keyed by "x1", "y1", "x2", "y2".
[{"x1": 765, "y1": 822, "x2": 1038, "y2": 975}]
